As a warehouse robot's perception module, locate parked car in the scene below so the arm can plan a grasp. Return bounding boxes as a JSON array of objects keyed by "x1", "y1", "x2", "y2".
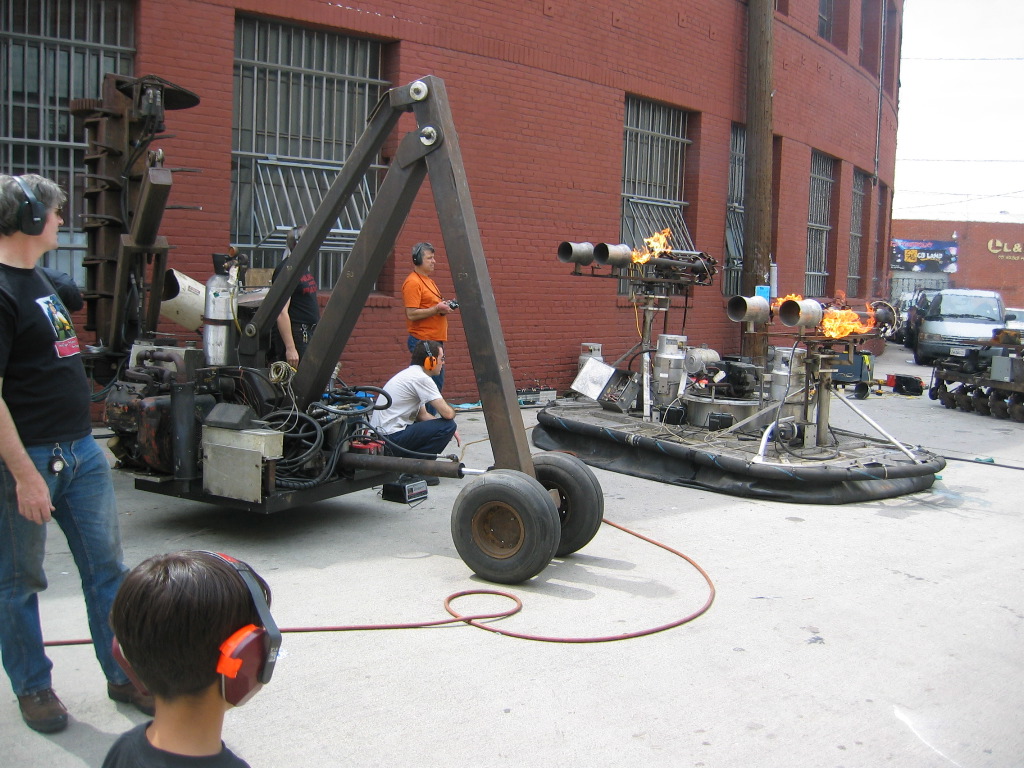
[
  {"x1": 1007, "y1": 308, "x2": 1024, "y2": 331},
  {"x1": 903, "y1": 288, "x2": 940, "y2": 349},
  {"x1": 914, "y1": 288, "x2": 1013, "y2": 365},
  {"x1": 887, "y1": 291, "x2": 915, "y2": 344}
]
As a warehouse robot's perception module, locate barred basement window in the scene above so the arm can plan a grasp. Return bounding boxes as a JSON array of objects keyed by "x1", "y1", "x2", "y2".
[
  {"x1": 805, "y1": 150, "x2": 835, "y2": 297},
  {"x1": 620, "y1": 95, "x2": 696, "y2": 293},
  {"x1": 0, "y1": 0, "x2": 135, "y2": 283},
  {"x1": 232, "y1": 17, "x2": 388, "y2": 289},
  {"x1": 847, "y1": 170, "x2": 868, "y2": 298},
  {"x1": 723, "y1": 123, "x2": 746, "y2": 297}
]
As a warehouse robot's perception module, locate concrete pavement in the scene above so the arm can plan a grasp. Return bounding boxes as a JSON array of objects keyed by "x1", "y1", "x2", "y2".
[{"x1": 2, "y1": 343, "x2": 1022, "y2": 767}]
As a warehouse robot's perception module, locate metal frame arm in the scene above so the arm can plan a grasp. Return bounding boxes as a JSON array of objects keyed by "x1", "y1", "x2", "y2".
[
  {"x1": 237, "y1": 83, "x2": 421, "y2": 366},
  {"x1": 252, "y1": 76, "x2": 534, "y2": 475}
]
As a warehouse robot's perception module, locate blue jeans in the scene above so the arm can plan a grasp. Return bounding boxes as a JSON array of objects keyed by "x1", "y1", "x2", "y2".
[
  {"x1": 386, "y1": 418, "x2": 457, "y2": 459},
  {"x1": 0, "y1": 436, "x2": 129, "y2": 696}
]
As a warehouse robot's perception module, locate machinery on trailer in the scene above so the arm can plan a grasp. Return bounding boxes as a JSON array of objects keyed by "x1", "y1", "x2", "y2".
[
  {"x1": 929, "y1": 329, "x2": 1024, "y2": 420},
  {"x1": 73, "y1": 73, "x2": 604, "y2": 584},
  {"x1": 537, "y1": 238, "x2": 944, "y2": 503}
]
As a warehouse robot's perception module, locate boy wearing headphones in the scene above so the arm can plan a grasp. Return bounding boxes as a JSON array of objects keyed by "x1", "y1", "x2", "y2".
[
  {"x1": 370, "y1": 340, "x2": 460, "y2": 465},
  {"x1": 402, "y1": 242, "x2": 457, "y2": 396},
  {"x1": 0, "y1": 174, "x2": 152, "y2": 733},
  {"x1": 104, "y1": 551, "x2": 279, "y2": 767}
]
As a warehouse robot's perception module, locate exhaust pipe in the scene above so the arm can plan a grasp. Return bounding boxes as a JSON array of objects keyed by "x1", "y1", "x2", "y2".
[
  {"x1": 727, "y1": 295, "x2": 771, "y2": 324},
  {"x1": 593, "y1": 243, "x2": 634, "y2": 267},
  {"x1": 779, "y1": 298, "x2": 824, "y2": 328},
  {"x1": 557, "y1": 241, "x2": 595, "y2": 265}
]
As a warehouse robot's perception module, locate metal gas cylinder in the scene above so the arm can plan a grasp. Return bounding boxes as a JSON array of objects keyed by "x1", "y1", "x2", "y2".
[
  {"x1": 770, "y1": 347, "x2": 807, "y2": 402},
  {"x1": 203, "y1": 272, "x2": 238, "y2": 366},
  {"x1": 653, "y1": 334, "x2": 687, "y2": 407}
]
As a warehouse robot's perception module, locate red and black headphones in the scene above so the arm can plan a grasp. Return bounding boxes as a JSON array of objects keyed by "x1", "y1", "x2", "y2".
[{"x1": 112, "y1": 552, "x2": 281, "y2": 707}]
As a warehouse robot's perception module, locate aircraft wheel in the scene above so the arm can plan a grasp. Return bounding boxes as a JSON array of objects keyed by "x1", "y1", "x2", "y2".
[{"x1": 451, "y1": 471, "x2": 559, "y2": 584}]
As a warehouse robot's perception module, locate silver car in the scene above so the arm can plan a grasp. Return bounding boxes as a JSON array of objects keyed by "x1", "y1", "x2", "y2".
[{"x1": 914, "y1": 289, "x2": 1013, "y2": 365}]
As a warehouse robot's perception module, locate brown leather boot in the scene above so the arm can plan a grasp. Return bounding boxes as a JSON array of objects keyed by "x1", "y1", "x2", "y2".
[{"x1": 18, "y1": 688, "x2": 68, "y2": 733}]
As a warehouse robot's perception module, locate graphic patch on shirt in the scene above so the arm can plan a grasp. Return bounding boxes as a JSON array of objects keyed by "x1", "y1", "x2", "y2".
[{"x1": 36, "y1": 293, "x2": 81, "y2": 357}]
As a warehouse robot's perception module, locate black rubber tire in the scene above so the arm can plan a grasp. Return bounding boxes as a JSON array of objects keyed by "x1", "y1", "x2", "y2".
[
  {"x1": 913, "y1": 342, "x2": 931, "y2": 366},
  {"x1": 530, "y1": 452, "x2": 605, "y2": 557},
  {"x1": 972, "y1": 391, "x2": 991, "y2": 416},
  {"x1": 990, "y1": 392, "x2": 1010, "y2": 419},
  {"x1": 954, "y1": 388, "x2": 975, "y2": 412},
  {"x1": 451, "y1": 471, "x2": 559, "y2": 584}
]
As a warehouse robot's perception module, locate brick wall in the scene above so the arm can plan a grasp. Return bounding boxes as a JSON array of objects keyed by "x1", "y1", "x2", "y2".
[
  {"x1": 125, "y1": 0, "x2": 902, "y2": 400},
  {"x1": 892, "y1": 220, "x2": 1024, "y2": 309}
]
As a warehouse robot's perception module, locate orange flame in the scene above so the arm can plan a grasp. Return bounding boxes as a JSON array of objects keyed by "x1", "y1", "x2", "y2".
[
  {"x1": 772, "y1": 293, "x2": 802, "y2": 310},
  {"x1": 632, "y1": 228, "x2": 672, "y2": 264},
  {"x1": 821, "y1": 307, "x2": 876, "y2": 338}
]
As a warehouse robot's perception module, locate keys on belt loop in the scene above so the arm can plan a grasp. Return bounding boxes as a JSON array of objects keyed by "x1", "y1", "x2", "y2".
[{"x1": 48, "y1": 445, "x2": 67, "y2": 475}]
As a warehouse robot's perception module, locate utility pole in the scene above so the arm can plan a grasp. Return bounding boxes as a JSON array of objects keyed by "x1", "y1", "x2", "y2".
[{"x1": 741, "y1": 0, "x2": 774, "y2": 366}]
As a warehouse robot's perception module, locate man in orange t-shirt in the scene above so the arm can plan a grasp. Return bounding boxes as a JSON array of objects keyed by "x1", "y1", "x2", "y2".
[{"x1": 402, "y1": 242, "x2": 458, "y2": 395}]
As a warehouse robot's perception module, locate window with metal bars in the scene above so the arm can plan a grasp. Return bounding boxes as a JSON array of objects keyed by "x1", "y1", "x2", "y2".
[
  {"x1": 0, "y1": 0, "x2": 134, "y2": 283},
  {"x1": 232, "y1": 16, "x2": 388, "y2": 289},
  {"x1": 805, "y1": 150, "x2": 835, "y2": 297},
  {"x1": 619, "y1": 95, "x2": 696, "y2": 292},
  {"x1": 723, "y1": 123, "x2": 746, "y2": 297},
  {"x1": 847, "y1": 169, "x2": 868, "y2": 297}
]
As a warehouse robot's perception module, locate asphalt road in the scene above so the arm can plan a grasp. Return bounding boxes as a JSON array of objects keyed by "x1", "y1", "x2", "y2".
[{"x1": 2, "y1": 343, "x2": 1022, "y2": 767}]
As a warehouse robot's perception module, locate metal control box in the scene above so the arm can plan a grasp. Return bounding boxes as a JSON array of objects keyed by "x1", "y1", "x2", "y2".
[{"x1": 201, "y1": 427, "x2": 284, "y2": 502}]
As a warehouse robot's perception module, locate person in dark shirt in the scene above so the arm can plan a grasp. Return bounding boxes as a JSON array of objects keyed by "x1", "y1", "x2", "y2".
[
  {"x1": 271, "y1": 225, "x2": 320, "y2": 367},
  {"x1": 103, "y1": 551, "x2": 278, "y2": 767},
  {"x1": 0, "y1": 173, "x2": 152, "y2": 733}
]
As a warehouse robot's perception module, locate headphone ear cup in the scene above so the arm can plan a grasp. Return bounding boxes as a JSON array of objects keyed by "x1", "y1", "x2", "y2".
[
  {"x1": 14, "y1": 178, "x2": 47, "y2": 236},
  {"x1": 412, "y1": 246, "x2": 422, "y2": 266},
  {"x1": 217, "y1": 624, "x2": 268, "y2": 707},
  {"x1": 424, "y1": 353, "x2": 438, "y2": 372}
]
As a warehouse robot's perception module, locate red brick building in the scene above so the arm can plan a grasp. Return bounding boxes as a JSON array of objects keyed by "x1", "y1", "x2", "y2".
[
  {"x1": 891, "y1": 220, "x2": 1024, "y2": 309},
  {"x1": 3, "y1": 0, "x2": 904, "y2": 400}
]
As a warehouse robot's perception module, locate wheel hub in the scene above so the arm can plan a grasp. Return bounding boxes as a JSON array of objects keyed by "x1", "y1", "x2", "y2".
[{"x1": 471, "y1": 502, "x2": 525, "y2": 559}]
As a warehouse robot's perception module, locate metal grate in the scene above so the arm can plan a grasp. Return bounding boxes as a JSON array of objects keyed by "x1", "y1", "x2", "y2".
[
  {"x1": 0, "y1": 0, "x2": 134, "y2": 283},
  {"x1": 232, "y1": 16, "x2": 387, "y2": 289},
  {"x1": 847, "y1": 169, "x2": 867, "y2": 297},
  {"x1": 805, "y1": 150, "x2": 835, "y2": 297},
  {"x1": 723, "y1": 123, "x2": 746, "y2": 296},
  {"x1": 620, "y1": 95, "x2": 692, "y2": 291}
]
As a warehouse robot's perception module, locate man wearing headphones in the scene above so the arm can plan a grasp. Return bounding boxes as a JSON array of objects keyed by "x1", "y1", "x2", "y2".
[
  {"x1": 0, "y1": 174, "x2": 152, "y2": 733},
  {"x1": 370, "y1": 340, "x2": 460, "y2": 470},
  {"x1": 104, "y1": 551, "x2": 276, "y2": 766},
  {"x1": 402, "y1": 242, "x2": 457, "y2": 396}
]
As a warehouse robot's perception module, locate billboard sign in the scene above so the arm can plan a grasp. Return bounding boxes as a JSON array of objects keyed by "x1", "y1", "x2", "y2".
[{"x1": 890, "y1": 239, "x2": 958, "y2": 273}]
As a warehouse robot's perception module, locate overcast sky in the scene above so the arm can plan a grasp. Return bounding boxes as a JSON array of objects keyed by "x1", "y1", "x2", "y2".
[{"x1": 892, "y1": 0, "x2": 1024, "y2": 223}]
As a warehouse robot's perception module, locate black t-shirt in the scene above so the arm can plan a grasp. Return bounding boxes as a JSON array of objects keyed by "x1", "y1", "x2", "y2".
[
  {"x1": 102, "y1": 723, "x2": 251, "y2": 768},
  {"x1": 0, "y1": 263, "x2": 91, "y2": 445},
  {"x1": 272, "y1": 257, "x2": 320, "y2": 326}
]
